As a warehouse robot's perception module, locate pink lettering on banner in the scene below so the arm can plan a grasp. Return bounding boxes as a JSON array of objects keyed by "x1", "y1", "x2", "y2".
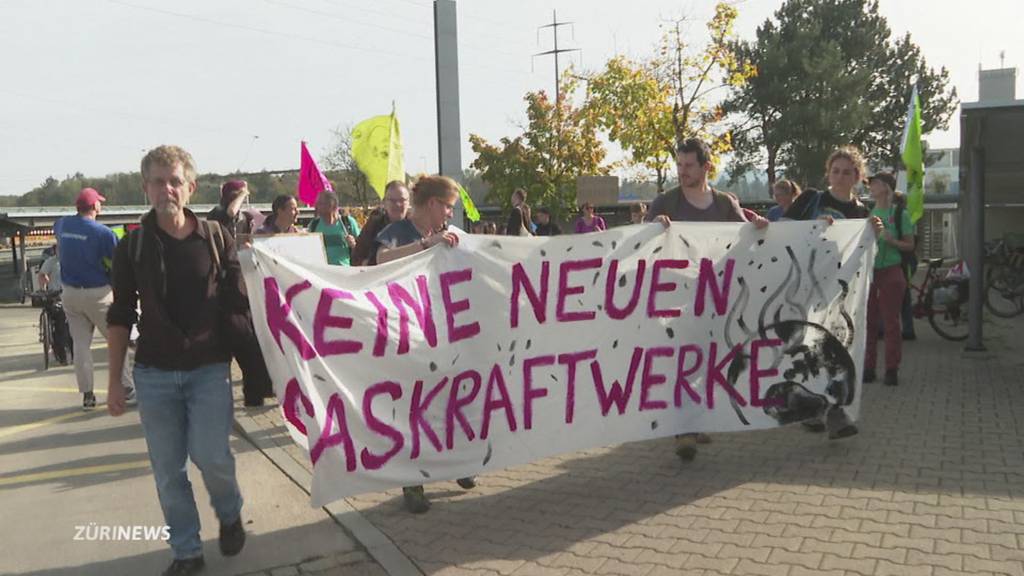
[
  {"x1": 695, "y1": 258, "x2": 735, "y2": 316},
  {"x1": 480, "y1": 365, "x2": 517, "y2": 439},
  {"x1": 674, "y1": 344, "x2": 704, "y2": 407},
  {"x1": 639, "y1": 346, "x2": 673, "y2": 411},
  {"x1": 705, "y1": 342, "x2": 745, "y2": 409},
  {"x1": 387, "y1": 276, "x2": 438, "y2": 355},
  {"x1": 510, "y1": 261, "x2": 549, "y2": 328},
  {"x1": 557, "y1": 349, "x2": 597, "y2": 424},
  {"x1": 591, "y1": 347, "x2": 644, "y2": 416},
  {"x1": 647, "y1": 259, "x2": 689, "y2": 318},
  {"x1": 604, "y1": 259, "x2": 646, "y2": 320},
  {"x1": 309, "y1": 393, "x2": 356, "y2": 470},
  {"x1": 360, "y1": 381, "x2": 404, "y2": 470},
  {"x1": 314, "y1": 288, "x2": 363, "y2": 356},
  {"x1": 556, "y1": 258, "x2": 601, "y2": 322},
  {"x1": 264, "y1": 278, "x2": 316, "y2": 360},
  {"x1": 282, "y1": 378, "x2": 314, "y2": 436},
  {"x1": 440, "y1": 268, "x2": 480, "y2": 343},
  {"x1": 364, "y1": 291, "x2": 389, "y2": 357},
  {"x1": 445, "y1": 370, "x2": 482, "y2": 449},
  {"x1": 750, "y1": 338, "x2": 785, "y2": 407},
  {"x1": 408, "y1": 377, "x2": 448, "y2": 459},
  {"x1": 522, "y1": 355, "x2": 556, "y2": 429}
]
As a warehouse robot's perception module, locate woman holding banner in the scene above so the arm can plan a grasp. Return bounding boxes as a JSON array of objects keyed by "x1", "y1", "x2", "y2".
[
  {"x1": 374, "y1": 175, "x2": 477, "y2": 513},
  {"x1": 783, "y1": 146, "x2": 869, "y2": 222}
]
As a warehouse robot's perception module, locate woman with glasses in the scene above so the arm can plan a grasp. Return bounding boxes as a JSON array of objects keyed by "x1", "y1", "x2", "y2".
[{"x1": 372, "y1": 175, "x2": 477, "y2": 513}]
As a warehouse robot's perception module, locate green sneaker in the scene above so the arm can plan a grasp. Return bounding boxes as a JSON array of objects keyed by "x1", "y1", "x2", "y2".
[{"x1": 402, "y1": 485, "x2": 430, "y2": 514}]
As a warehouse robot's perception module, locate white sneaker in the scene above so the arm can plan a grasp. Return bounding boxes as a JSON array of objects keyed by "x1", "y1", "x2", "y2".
[{"x1": 123, "y1": 387, "x2": 137, "y2": 406}]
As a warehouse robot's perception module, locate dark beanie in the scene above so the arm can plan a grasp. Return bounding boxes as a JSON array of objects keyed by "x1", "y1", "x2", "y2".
[{"x1": 220, "y1": 180, "x2": 247, "y2": 206}]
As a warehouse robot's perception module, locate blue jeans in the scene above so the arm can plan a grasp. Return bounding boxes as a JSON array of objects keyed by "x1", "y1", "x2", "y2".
[{"x1": 135, "y1": 362, "x2": 243, "y2": 560}]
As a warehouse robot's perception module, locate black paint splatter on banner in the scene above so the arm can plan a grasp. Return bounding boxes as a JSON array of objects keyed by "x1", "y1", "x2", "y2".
[
  {"x1": 619, "y1": 275, "x2": 627, "y2": 288},
  {"x1": 419, "y1": 470, "x2": 431, "y2": 478},
  {"x1": 666, "y1": 327, "x2": 675, "y2": 338},
  {"x1": 651, "y1": 421, "x2": 659, "y2": 430},
  {"x1": 313, "y1": 374, "x2": 326, "y2": 382},
  {"x1": 612, "y1": 241, "x2": 617, "y2": 250},
  {"x1": 510, "y1": 340, "x2": 517, "y2": 352},
  {"x1": 491, "y1": 241, "x2": 502, "y2": 249},
  {"x1": 482, "y1": 442, "x2": 493, "y2": 466},
  {"x1": 526, "y1": 339, "x2": 532, "y2": 350},
  {"x1": 452, "y1": 354, "x2": 460, "y2": 365},
  {"x1": 541, "y1": 249, "x2": 547, "y2": 257},
  {"x1": 679, "y1": 235, "x2": 691, "y2": 247},
  {"x1": 613, "y1": 340, "x2": 619, "y2": 349},
  {"x1": 429, "y1": 361, "x2": 437, "y2": 372},
  {"x1": 592, "y1": 241, "x2": 604, "y2": 248}
]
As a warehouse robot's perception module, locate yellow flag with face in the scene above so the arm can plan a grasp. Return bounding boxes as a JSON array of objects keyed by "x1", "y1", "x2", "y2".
[{"x1": 352, "y1": 108, "x2": 405, "y2": 199}]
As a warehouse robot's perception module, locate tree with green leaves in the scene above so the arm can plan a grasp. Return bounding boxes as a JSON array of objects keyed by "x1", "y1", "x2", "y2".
[
  {"x1": 856, "y1": 32, "x2": 958, "y2": 171},
  {"x1": 726, "y1": 0, "x2": 957, "y2": 186},
  {"x1": 469, "y1": 76, "x2": 608, "y2": 220},
  {"x1": 584, "y1": 3, "x2": 754, "y2": 191}
]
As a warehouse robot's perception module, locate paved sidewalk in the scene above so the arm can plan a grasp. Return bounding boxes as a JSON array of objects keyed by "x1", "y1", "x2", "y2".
[{"x1": 238, "y1": 313, "x2": 1024, "y2": 576}]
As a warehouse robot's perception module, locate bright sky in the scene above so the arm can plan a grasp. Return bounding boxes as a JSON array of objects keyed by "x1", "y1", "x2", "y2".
[{"x1": 0, "y1": 0, "x2": 1019, "y2": 196}]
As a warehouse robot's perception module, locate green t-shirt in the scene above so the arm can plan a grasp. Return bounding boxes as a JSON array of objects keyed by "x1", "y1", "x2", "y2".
[
  {"x1": 871, "y1": 206, "x2": 913, "y2": 270},
  {"x1": 310, "y1": 216, "x2": 361, "y2": 266}
]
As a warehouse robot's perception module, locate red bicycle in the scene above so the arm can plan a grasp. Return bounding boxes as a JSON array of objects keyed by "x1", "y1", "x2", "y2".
[{"x1": 908, "y1": 258, "x2": 970, "y2": 341}]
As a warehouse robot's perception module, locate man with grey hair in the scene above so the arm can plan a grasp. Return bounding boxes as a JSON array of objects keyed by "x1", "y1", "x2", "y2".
[{"x1": 107, "y1": 145, "x2": 248, "y2": 576}]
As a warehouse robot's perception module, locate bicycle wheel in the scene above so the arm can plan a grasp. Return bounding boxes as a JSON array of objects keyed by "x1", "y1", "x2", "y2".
[
  {"x1": 41, "y1": 310, "x2": 51, "y2": 370},
  {"x1": 985, "y1": 267, "x2": 1024, "y2": 318},
  {"x1": 926, "y1": 282, "x2": 970, "y2": 341}
]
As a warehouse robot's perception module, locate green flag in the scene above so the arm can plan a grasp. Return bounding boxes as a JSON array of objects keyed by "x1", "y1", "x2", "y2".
[
  {"x1": 352, "y1": 105, "x2": 405, "y2": 199},
  {"x1": 456, "y1": 183, "x2": 480, "y2": 222},
  {"x1": 901, "y1": 86, "x2": 924, "y2": 224}
]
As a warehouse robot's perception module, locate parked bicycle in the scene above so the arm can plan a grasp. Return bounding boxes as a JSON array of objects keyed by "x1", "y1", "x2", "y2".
[
  {"x1": 907, "y1": 258, "x2": 970, "y2": 341},
  {"x1": 35, "y1": 291, "x2": 73, "y2": 370},
  {"x1": 983, "y1": 237, "x2": 1024, "y2": 318}
]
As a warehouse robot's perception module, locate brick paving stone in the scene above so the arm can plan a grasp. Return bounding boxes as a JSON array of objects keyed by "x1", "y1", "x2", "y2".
[
  {"x1": 683, "y1": 554, "x2": 739, "y2": 573},
  {"x1": 233, "y1": 316, "x2": 1024, "y2": 576},
  {"x1": 820, "y1": 554, "x2": 877, "y2": 575},
  {"x1": 963, "y1": 557, "x2": 1024, "y2": 576},
  {"x1": 509, "y1": 563, "x2": 569, "y2": 576},
  {"x1": 907, "y1": 549, "x2": 965, "y2": 571},
  {"x1": 593, "y1": 559, "x2": 656, "y2": 576},
  {"x1": 765, "y1": 549, "x2": 822, "y2": 570},
  {"x1": 732, "y1": 559, "x2": 790, "y2": 576},
  {"x1": 874, "y1": 559, "x2": 934, "y2": 576}
]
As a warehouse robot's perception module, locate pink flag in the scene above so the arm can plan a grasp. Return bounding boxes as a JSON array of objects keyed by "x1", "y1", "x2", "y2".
[{"x1": 297, "y1": 141, "x2": 333, "y2": 206}]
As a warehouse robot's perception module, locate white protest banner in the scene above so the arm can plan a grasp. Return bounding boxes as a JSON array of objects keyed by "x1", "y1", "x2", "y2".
[{"x1": 239, "y1": 221, "x2": 876, "y2": 506}]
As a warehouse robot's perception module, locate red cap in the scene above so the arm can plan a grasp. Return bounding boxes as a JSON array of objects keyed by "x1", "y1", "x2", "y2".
[{"x1": 75, "y1": 187, "x2": 106, "y2": 211}]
